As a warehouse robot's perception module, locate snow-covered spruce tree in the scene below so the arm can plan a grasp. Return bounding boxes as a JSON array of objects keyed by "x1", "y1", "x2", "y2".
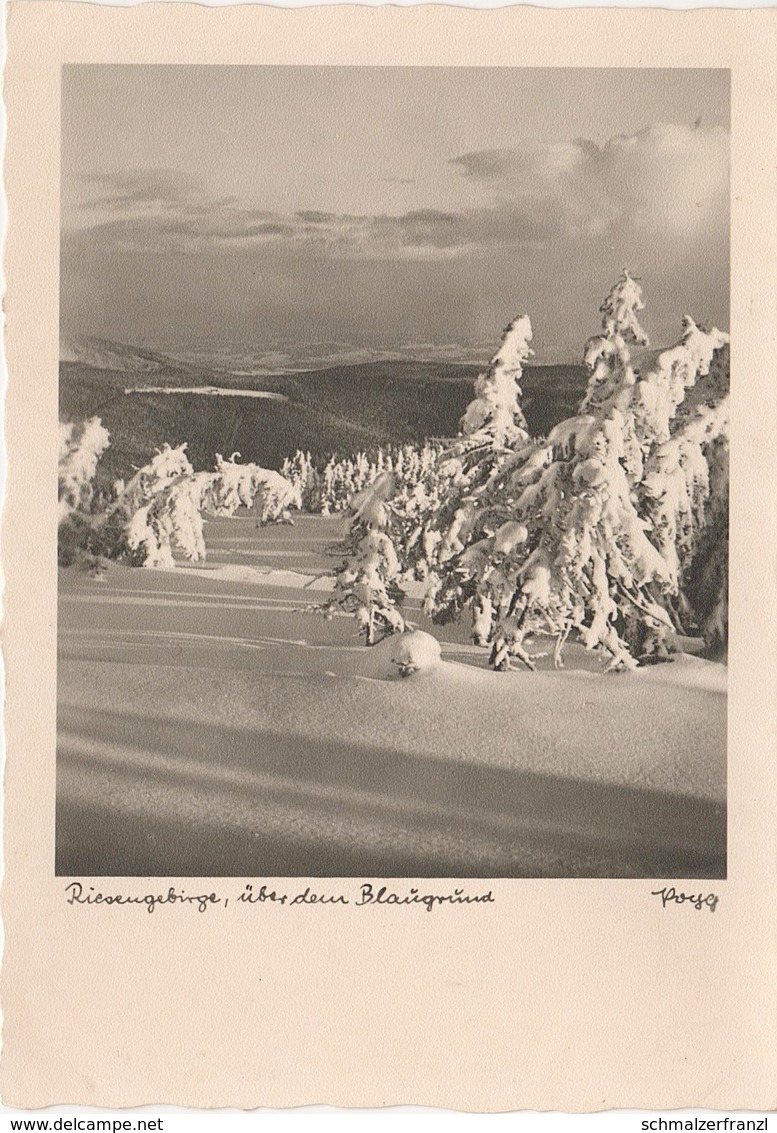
[
  {"x1": 319, "y1": 457, "x2": 337, "y2": 515},
  {"x1": 647, "y1": 341, "x2": 730, "y2": 657},
  {"x1": 57, "y1": 417, "x2": 112, "y2": 567},
  {"x1": 322, "y1": 472, "x2": 406, "y2": 645},
  {"x1": 106, "y1": 443, "x2": 201, "y2": 567},
  {"x1": 119, "y1": 451, "x2": 300, "y2": 568},
  {"x1": 58, "y1": 417, "x2": 111, "y2": 522},
  {"x1": 281, "y1": 450, "x2": 318, "y2": 510},
  {"x1": 308, "y1": 442, "x2": 442, "y2": 517},
  {"x1": 123, "y1": 473, "x2": 211, "y2": 568},
  {"x1": 57, "y1": 427, "x2": 301, "y2": 571},
  {"x1": 460, "y1": 314, "x2": 533, "y2": 447},
  {"x1": 638, "y1": 337, "x2": 729, "y2": 588},
  {"x1": 385, "y1": 444, "x2": 448, "y2": 585},
  {"x1": 455, "y1": 273, "x2": 730, "y2": 671},
  {"x1": 207, "y1": 452, "x2": 301, "y2": 526},
  {"x1": 112, "y1": 442, "x2": 195, "y2": 514},
  {"x1": 61, "y1": 440, "x2": 297, "y2": 570},
  {"x1": 409, "y1": 316, "x2": 535, "y2": 644},
  {"x1": 680, "y1": 427, "x2": 728, "y2": 658}
]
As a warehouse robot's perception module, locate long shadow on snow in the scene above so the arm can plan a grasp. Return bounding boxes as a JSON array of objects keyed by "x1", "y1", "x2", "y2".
[{"x1": 56, "y1": 705, "x2": 725, "y2": 879}]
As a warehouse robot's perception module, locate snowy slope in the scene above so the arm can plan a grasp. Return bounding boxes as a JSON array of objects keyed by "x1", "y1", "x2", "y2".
[{"x1": 56, "y1": 516, "x2": 726, "y2": 879}]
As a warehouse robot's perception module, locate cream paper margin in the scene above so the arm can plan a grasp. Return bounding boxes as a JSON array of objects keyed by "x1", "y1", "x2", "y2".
[{"x1": 2, "y1": 2, "x2": 775, "y2": 1111}]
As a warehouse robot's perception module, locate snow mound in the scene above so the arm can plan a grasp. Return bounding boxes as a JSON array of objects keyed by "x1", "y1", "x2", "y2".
[
  {"x1": 388, "y1": 631, "x2": 442, "y2": 677},
  {"x1": 635, "y1": 652, "x2": 727, "y2": 694},
  {"x1": 351, "y1": 631, "x2": 444, "y2": 680}
]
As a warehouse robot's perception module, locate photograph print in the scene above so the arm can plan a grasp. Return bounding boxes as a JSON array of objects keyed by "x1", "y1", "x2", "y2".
[{"x1": 57, "y1": 65, "x2": 730, "y2": 879}]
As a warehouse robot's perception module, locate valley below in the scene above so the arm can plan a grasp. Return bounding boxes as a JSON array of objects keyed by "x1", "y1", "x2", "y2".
[{"x1": 59, "y1": 336, "x2": 588, "y2": 482}]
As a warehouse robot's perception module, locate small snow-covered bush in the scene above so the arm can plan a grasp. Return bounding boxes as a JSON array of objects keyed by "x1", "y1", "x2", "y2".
[{"x1": 389, "y1": 631, "x2": 442, "y2": 677}]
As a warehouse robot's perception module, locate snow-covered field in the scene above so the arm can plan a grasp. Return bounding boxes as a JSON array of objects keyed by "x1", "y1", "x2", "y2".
[
  {"x1": 56, "y1": 514, "x2": 726, "y2": 879},
  {"x1": 123, "y1": 386, "x2": 289, "y2": 400}
]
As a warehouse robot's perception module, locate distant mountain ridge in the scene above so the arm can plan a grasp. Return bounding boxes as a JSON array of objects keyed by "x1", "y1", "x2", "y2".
[
  {"x1": 60, "y1": 334, "x2": 498, "y2": 376},
  {"x1": 61, "y1": 335, "x2": 173, "y2": 374}
]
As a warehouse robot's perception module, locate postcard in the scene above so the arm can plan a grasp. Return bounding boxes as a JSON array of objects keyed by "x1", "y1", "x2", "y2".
[{"x1": 2, "y1": 2, "x2": 775, "y2": 1111}]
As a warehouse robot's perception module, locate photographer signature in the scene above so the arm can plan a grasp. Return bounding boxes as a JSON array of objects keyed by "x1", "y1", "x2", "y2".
[{"x1": 651, "y1": 886, "x2": 718, "y2": 913}]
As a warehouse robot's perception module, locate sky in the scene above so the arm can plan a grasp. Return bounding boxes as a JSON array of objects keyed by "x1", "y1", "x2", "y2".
[{"x1": 61, "y1": 66, "x2": 730, "y2": 362}]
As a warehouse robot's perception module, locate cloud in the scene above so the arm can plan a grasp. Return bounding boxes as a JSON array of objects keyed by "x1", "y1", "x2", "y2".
[
  {"x1": 68, "y1": 174, "x2": 475, "y2": 260},
  {"x1": 451, "y1": 122, "x2": 729, "y2": 237},
  {"x1": 67, "y1": 122, "x2": 728, "y2": 264},
  {"x1": 64, "y1": 175, "x2": 574, "y2": 262}
]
